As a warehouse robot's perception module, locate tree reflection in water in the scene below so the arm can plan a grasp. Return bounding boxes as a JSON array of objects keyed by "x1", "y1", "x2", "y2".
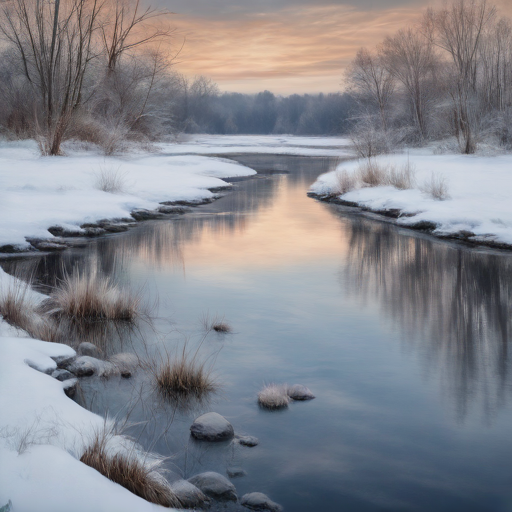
[{"x1": 343, "y1": 216, "x2": 512, "y2": 423}]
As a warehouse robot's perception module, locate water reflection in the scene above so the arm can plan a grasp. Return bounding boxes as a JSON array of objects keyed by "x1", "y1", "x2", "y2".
[{"x1": 342, "y1": 216, "x2": 512, "y2": 422}]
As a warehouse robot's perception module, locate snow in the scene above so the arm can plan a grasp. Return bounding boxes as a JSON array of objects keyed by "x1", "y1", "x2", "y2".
[
  {"x1": 0, "y1": 265, "x2": 176, "y2": 510},
  {"x1": 159, "y1": 134, "x2": 352, "y2": 157},
  {"x1": 310, "y1": 152, "x2": 512, "y2": 245},
  {"x1": 0, "y1": 139, "x2": 256, "y2": 249}
]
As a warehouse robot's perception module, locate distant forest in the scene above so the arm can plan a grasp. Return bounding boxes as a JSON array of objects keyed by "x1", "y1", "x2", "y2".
[{"x1": 175, "y1": 81, "x2": 355, "y2": 136}]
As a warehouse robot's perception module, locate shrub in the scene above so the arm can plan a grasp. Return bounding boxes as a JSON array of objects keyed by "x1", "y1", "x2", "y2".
[
  {"x1": 357, "y1": 159, "x2": 389, "y2": 187},
  {"x1": 421, "y1": 172, "x2": 450, "y2": 200},
  {"x1": 50, "y1": 269, "x2": 139, "y2": 321},
  {"x1": 80, "y1": 431, "x2": 181, "y2": 508},
  {"x1": 257, "y1": 384, "x2": 290, "y2": 410}
]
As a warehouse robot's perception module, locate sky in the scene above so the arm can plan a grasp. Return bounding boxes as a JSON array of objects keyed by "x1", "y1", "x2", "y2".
[{"x1": 151, "y1": 0, "x2": 512, "y2": 95}]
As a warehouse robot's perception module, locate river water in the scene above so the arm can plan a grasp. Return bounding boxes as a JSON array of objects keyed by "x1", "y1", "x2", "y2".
[{"x1": 10, "y1": 155, "x2": 512, "y2": 512}]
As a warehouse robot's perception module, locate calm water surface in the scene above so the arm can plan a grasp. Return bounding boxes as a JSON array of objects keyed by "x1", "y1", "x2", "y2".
[{"x1": 11, "y1": 155, "x2": 512, "y2": 512}]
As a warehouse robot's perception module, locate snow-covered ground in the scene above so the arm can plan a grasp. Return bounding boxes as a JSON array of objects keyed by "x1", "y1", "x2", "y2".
[
  {"x1": 0, "y1": 268, "x2": 165, "y2": 512},
  {"x1": 310, "y1": 151, "x2": 512, "y2": 246},
  {"x1": 159, "y1": 135, "x2": 352, "y2": 157},
  {"x1": 0, "y1": 140, "x2": 256, "y2": 250}
]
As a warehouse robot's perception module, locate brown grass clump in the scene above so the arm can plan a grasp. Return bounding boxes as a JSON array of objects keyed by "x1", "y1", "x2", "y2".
[
  {"x1": 50, "y1": 269, "x2": 139, "y2": 321},
  {"x1": 258, "y1": 384, "x2": 290, "y2": 410},
  {"x1": 212, "y1": 322, "x2": 231, "y2": 333},
  {"x1": 155, "y1": 345, "x2": 217, "y2": 398},
  {"x1": 387, "y1": 160, "x2": 416, "y2": 190},
  {"x1": 357, "y1": 158, "x2": 389, "y2": 187},
  {"x1": 80, "y1": 433, "x2": 181, "y2": 508},
  {"x1": 334, "y1": 169, "x2": 357, "y2": 195},
  {"x1": 200, "y1": 312, "x2": 232, "y2": 334}
]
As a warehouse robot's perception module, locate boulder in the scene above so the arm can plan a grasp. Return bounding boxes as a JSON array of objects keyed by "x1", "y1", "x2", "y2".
[
  {"x1": 190, "y1": 412, "x2": 234, "y2": 442},
  {"x1": 188, "y1": 472, "x2": 237, "y2": 501},
  {"x1": 66, "y1": 356, "x2": 97, "y2": 376},
  {"x1": 236, "y1": 435, "x2": 259, "y2": 447},
  {"x1": 287, "y1": 384, "x2": 315, "y2": 401},
  {"x1": 169, "y1": 479, "x2": 210, "y2": 508},
  {"x1": 157, "y1": 205, "x2": 191, "y2": 214},
  {"x1": 78, "y1": 342, "x2": 101, "y2": 358},
  {"x1": 241, "y1": 492, "x2": 283, "y2": 512}
]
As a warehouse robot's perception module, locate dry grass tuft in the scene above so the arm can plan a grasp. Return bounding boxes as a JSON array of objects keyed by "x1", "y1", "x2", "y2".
[
  {"x1": 80, "y1": 432, "x2": 181, "y2": 508},
  {"x1": 387, "y1": 160, "x2": 416, "y2": 190},
  {"x1": 200, "y1": 312, "x2": 232, "y2": 334},
  {"x1": 357, "y1": 158, "x2": 389, "y2": 187},
  {"x1": 50, "y1": 269, "x2": 140, "y2": 321},
  {"x1": 94, "y1": 165, "x2": 127, "y2": 194},
  {"x1": 212, "y1": 322, "x2": 231, "y2": 333},
  {"x1": 154, "y1": 344, "x2": 217, "y2": 399},
  {"x1": 420, "y1": 172, "x2": 450, "y2": 200},
  {"x1": 0, "y1": 270, "x2": 38, "y2": 330},
  {"x1": 334, "y1": 169, "x2": 357, "y2": 195},
  {"x1": 258, "y1": 384, "x2": 290, "y2": 410}
]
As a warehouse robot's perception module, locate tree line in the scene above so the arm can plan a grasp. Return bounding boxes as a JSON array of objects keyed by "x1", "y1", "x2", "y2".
[{"x1": 345, "y1": 0, "x2": 512, "y2": 155}]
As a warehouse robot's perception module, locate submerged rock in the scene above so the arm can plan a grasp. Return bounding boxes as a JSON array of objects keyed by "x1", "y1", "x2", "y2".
[
  {"x1": 130, "y1": 208, "x2": 166, "y2": 221},
  {"x1": 241, "y1": 492, "x2": 283, "y2": 512},
  {"x1": 66, "y1": 355, "x2": 117, "y2": 377},
  {"x1": 287, "y1": 384, "x2": 315, "y2": 401},
  {"x1": 190, "y1": 412, "x2": 234, "y2": 442},
  {"x1": 227, "y1": 467, "x2": 247, "y2": 478},
  {"x1": 236, "y1": 435, "x2": 259, "y2": 447},
  {"x1": 78, "y1": 342, "x2": 101, "y2": 358},
  {"x1": 169, "y1": 479, "x2": 210, "y2": 508},
  {"x1": 108, "y1": 352, "x2": 139, "y2": 378},
  {"x1": 188, "y1": 472, "x2": 237, "y2": 501}
]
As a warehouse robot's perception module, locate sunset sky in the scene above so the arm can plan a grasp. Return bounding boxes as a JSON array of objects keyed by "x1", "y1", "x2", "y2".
[{"x1": 154, "y1": 0, "x2": 512, "y2": 94}]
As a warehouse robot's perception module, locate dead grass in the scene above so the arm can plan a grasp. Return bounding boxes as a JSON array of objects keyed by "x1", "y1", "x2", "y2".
[
  {"x1": 354, "y1": 158, "x2": 416, "y2": 191},
  {"x1": 387, "y1": 160, "x2": 416, "y2": 190},
  {"x1": 0, "y1": 268, "x2": 38, "y2": 330},
  {"x1": 258, "y1": 384, "x2": 290, "y2": 410},
  {"x1": 80, "y1": 431, "x2": 181, "y2": 508},
  {"x1": 334, "y1": 169, "x2": 357, "y2": 195},
  {"x1": 154, "y1": 344, "x2": 217, "y2": 399},
  {"x1": 200, "y1": 312, "x2": 232, "y2": 333},
  {"x1": 50, "y1": 268, "x2": 140, "y2": 321},
  {"x1": 94, "y1": 165, "x2": 127, "y2": 194},
  {"x1": 420, "y1": 172, "x2": 450, "y2": 200}
]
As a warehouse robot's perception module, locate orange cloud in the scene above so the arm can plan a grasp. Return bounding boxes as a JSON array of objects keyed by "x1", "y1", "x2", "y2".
[{"x1": 169, "y1": 0, "x2": 512, "y2": 94}]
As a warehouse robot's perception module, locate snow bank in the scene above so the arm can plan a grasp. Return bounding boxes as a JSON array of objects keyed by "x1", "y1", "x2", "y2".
[
  {"x1": 0, "y1": 330, "x2": 167, "y2": 511},
  {"x1": 159, "y1": 134, "x2": 352, "y2": 157},
  {"x1": 0, "y1": 140, "x2": 256, "y2": 249},
  {"x1": 310, "y1": 152, "x2": 512, "y2": 246}
]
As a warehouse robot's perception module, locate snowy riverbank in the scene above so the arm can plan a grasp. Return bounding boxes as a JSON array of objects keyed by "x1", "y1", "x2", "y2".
[
  {"x1": 0, "y1": 268, "x2": 165, "y2": 512},
  {"x1": 0, "y1": 136, "x2": 351, "y2": 252},
  {"x1": 310, "y1": 151, "x2": 512, "y2": 248}
]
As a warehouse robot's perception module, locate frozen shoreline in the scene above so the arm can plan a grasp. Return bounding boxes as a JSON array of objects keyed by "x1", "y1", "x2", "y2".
[{"x1": 309, "y1": 151, "x2": 512, "y2": 250}]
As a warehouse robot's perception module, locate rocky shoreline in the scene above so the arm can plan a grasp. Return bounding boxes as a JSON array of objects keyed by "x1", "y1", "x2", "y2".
[{"x1": 308, "y1": 192, "x2": 512, "y2": 252}]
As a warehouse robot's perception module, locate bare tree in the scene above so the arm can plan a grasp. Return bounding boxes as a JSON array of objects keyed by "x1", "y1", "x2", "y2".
[
  {"x1": 345, "y1": 47, "x2": 395, "y2": 131},
  {"x1": 0, "y1": 0, "x2": 102, "y2": 155},
  {"x1": 425, "y1": 0, "x2": 497, "y2": 153},
  {"x1": 99, "y1": 0, "x2": 172, "y2": 73},
  {"x1": 381, "y1": 28, "x2": 439, "y2": 142}
]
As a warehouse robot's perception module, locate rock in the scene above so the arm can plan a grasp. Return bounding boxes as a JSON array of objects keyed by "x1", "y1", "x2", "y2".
[
  {"x1": 62, "y1": 378, "x2": 78, "y2": 398},
  {"x1": 54, "y1": 354, "x2": 76, "y2": 369},
  {"x1": 286, "y1": 384, "x2": 315, "y2": 401},
  {"x1": 187, "y1": 472, "x2": 237, "y2": 502},
  {"x1": 82, "y1": 227, "x2": 106, "y2": 237},
  {"x1": 190, "y1": 412, "x2": 234, "y2": 442},
  {"x1": 0, "y1": 244, "x2": 24, "y2": 254},
  {"x1": 66, "y1": 356, "x2": 98, "y2": 376},
  {"x1": 102, "y1": 224, "x2": 130, "y2": 233},
  {"x1": 78, "y1": 342, "x2": 101, "y2": 358},
  {"x1": 52, "y1": 369, "x2": 75, "y2": 381},
  {"x1": 157, "y1": 205, "x2": 191, "y2": 214},
  {"x1": 236, "y1": 435, "x2": 259, "y2": 447},
  {"x1": 130, "y1": 209, "x2": 166, "y2": 221},
  {"x1": 227, "y1": 467, "x2": 247, "y2": 478},
  {"x1": 169, "y1": 479, "x2": 210, "y2": 508},
  {"x1": 47, "y1": 226, "x2": 83, "y2": 237},
  {"x1": 28, "y1": 238, "x2": 69, "y2": 251},
  {"x1": 241, "y1": 492, "x2": 282, "y2": 512}
]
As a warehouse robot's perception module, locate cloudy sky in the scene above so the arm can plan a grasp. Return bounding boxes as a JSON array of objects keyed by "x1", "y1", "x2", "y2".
[{"x1": 152, "y1": 0, "x2": 512, "y2": 94}]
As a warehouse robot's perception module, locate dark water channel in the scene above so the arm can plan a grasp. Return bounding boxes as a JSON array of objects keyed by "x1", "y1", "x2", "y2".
[{"x1": 7, "y1": 155, "x2": 512, "y2": 512}]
